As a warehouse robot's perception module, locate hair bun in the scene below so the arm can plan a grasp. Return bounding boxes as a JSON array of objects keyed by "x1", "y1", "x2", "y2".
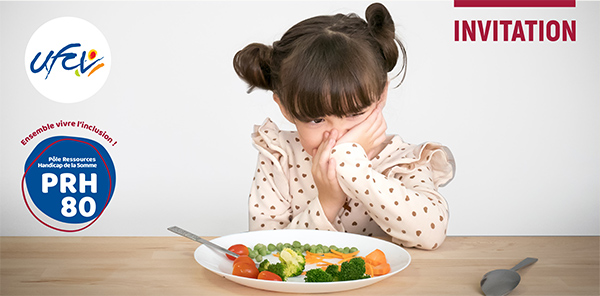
[
  {"x1": 366, "y1": 3, "x2": 394, "y2": 34},
  {"x1": 365, "y1": 3, "x2": 398, "y2": 72},
  {"x1": 233, "y1": 43, "x2": 273, "y2": 92}
]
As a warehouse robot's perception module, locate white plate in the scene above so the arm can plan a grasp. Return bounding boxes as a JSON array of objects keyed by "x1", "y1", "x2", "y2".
[{"x1": 194, "y1": 229, "x2": 411, "y2": 293}]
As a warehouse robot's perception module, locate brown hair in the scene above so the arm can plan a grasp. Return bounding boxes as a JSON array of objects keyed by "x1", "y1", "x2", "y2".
[{"x1": 233, "y1": 3, "x2": 406, "y2": 122}]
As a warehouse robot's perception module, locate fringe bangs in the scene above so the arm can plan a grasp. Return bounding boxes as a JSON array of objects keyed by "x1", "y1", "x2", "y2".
[{"x1": 279, "y1": 32, "x2": 386, "y2": 122}]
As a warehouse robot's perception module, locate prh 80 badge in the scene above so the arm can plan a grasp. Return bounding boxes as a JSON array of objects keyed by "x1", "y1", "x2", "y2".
[{"x1": 22, "y1": 136, "x2": 116, "y2": 232}]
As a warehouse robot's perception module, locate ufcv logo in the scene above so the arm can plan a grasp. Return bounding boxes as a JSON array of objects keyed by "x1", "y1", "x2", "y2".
[
  {"x1": 30, "y1": 43, "x2": 105, "y2": 79},
  {"x1": 25, "y1": 17, "x2": 111, "y2": 103}
]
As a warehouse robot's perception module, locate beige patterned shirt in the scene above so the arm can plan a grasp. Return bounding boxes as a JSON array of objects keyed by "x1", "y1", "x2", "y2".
[{"x1": 249, "y1": 118, "x2": 455, "y2": 250}]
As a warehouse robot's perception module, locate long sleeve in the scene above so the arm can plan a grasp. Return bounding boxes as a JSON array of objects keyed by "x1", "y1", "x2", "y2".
[
  {"x1": 330, "y1": 140, "x2": 455, "y2": 250},
  {"x1": 248, "y1": 151, "x2": 292, "y2": 230},
  {"x1": 249, "y1": 118, "x2": 343, "y2": 232}
]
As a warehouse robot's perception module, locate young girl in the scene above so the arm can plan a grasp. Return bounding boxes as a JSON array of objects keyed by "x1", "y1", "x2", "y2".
[{"x1": 234, "y1": 3, "x2": 455, "y2": 250}]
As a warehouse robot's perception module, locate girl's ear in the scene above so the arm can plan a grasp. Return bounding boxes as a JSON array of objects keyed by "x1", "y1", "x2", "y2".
[{"x1": 273, "y1": 94, "x2": 295, "y2": 123}]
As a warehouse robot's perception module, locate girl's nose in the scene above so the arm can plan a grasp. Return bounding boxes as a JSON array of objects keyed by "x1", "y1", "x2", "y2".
[{"x1": 328, "y1": 121, "x2": 351, "y2": 139}]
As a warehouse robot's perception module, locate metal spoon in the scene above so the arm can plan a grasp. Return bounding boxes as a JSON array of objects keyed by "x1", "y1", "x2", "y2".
[
  {"x1": 480, "y1": 257, "x2": 538, "y2": 296},
  {"x1": 167, "y1": 226, "x2": 239, "y2": 258}
]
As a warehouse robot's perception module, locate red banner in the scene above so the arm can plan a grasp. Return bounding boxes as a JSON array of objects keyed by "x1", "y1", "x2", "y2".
[{"x1": 454, "y1": 0, "x2": 575, "y2": 7}]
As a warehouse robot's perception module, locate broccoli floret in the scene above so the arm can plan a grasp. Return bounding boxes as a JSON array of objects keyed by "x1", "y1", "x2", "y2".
[
  {"x1": 304, "y1": 257, "x2": 370, "y2": 282},
  {"x1": 257, "y1": 248, "x2": 305, "y2": 281},
  {"x1": 338, "y1": 257, "x2": 370, "y2": 281},
  {"x1": 325, "y1": 264, "x2": 340, "y2": 281},
  {"x1": 258, "y1": 259, "x2": 271, "y2": 272},
  {"x1": 267, "y1": 262, "x2": 286, "y2": 280},
  {"x1": 278, "y1": 248, "x2": 306, "y2": 280},
  {"x1": 258, "y1": 259, "x2": 286, "y2": 280},
  {"x1": 304, "y1": 264, "x2": 341, "y2": 283},
  {"x1": 304, "y1": 268, "x2": 333, "y2": 282},
  {"x1": 305, "y1": 258, "x2": 370, "y2": 283}
]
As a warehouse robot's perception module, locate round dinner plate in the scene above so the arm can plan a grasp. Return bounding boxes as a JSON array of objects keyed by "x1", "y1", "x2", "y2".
[{"x1": 194, "y1": 229, "x2": 411, "y2": 293}]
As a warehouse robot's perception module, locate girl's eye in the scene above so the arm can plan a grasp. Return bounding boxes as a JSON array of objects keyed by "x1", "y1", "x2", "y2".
[
  {"x1": 311, "y1": 118, "x2": 325, "y2": 124},
  {"x1": 349, "y1": 111, "x2": 366, "y2": 118}
]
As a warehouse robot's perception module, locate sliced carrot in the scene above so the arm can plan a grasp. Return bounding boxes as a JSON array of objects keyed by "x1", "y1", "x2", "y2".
[
  {"x1": 372, "y1": 262, "x2": 391, "y2": 276},
  {"x1": 365, "y1": 262, "x2": 374, "y2": 277},
  {"x1": 306, "y1": 249, "x2": 373, "y2": 277},
  {"x1": 365, "y1": 249, "x2": 387, "y2": 266},
  {"x1": 330, "y1": 249, "x2": 360, "y2": 259},
  {"x1": 346, "y1": 250, "x2": 360, "y2": 258},
  {"x1": 306, "y1": 249, "x2": 358, "y2": 265},
  {"x1": 323, "y1": 253, "x2": 341, "y2": 259},
  {"x1": 305, "y1": 251, "x2": 331, "y2": 265}
]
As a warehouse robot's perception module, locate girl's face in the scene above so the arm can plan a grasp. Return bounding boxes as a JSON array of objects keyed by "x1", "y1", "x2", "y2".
[
  {"x1": 294, "y1": 104, "x2": 379, "y2": 156},
  {"x1": 274, "y1": 85, "x2": 388, "y2": 157}
]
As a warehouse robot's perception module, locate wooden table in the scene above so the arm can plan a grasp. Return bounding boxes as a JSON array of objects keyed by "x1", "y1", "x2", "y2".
[{"x1": 1, "y1": 236, "x2": 598, "y2": 295}]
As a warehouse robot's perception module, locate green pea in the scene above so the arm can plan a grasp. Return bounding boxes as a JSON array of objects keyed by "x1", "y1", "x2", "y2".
[
  {"x1": 268, "y1": 243, "x2": 277, "y2": 252},
  {"x1": 248, "y1": 249, "x2": 257, "y2": 259},
  {"x1": 255, "y1": 254, "x2": 263, "y2": 262}
]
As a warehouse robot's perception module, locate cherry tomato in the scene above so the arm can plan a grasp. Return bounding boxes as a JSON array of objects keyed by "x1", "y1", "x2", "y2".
[
  {"x1": 233, "y1": 255, "x2": 255, "y2": 267},
  {"x1": 227, "y1": 244, "x2": 249, "y2": 261},
  {"x1": 232, "y1": 262, "x2": 259, "y2": 279},
  {"x1": 257, "y1": 271, "x2": 282, "y2": 281}
]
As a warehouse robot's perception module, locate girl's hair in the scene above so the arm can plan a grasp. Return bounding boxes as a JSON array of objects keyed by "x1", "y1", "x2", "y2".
[{"x1": 234, "y1": 2, "x2": 406, "y2": 122}]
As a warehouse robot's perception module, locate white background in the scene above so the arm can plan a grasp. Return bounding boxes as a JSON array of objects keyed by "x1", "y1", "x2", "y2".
[{"x1": 1, "y1": 1, "x2": 598, "y2": 237}]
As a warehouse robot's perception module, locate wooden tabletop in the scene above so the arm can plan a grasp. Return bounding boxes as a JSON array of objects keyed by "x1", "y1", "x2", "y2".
[{"x1": 1, "y1": 236, "x2": 598, "y2": 295}]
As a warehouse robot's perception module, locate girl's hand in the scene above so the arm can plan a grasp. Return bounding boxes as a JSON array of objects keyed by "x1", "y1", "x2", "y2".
[
  {"x1": 311, "y1": 129, "x2": 346, "y2": 223},
  {"x1": 338, "y1": 103, "x2": 387, "y2": 159}
]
